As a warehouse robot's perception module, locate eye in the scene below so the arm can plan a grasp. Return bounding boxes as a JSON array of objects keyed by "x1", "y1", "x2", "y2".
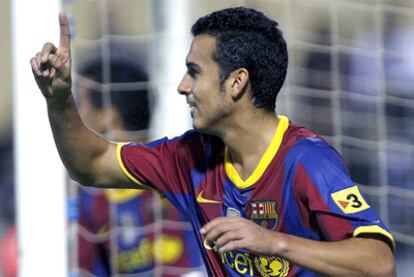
[{"x1": 187, "y1": 68, "x2": 198, "y2": 78}]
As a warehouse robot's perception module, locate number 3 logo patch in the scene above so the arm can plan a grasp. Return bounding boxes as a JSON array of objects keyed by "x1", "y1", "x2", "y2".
[{"x1": 331, "y1": 185, "x2": 370, "y2": 214}]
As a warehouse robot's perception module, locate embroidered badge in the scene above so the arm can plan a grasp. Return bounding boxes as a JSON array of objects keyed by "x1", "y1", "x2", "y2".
[{"x1": 250, "y1": 201, "x2": 279, "y2": 230}]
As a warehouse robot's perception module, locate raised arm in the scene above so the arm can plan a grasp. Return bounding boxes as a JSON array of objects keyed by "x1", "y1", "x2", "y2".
[{"x1": 30, "y1": 13, "x2": 134, "y2": 188}]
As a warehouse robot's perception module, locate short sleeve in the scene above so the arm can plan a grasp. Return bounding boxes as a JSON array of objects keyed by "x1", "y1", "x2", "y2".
[
  {"x1": 116, "y1": 131, "x2": 205, "y2": 214},
  {"x1": 293, "y1": 138, "x2": 394, "y2": 250}
]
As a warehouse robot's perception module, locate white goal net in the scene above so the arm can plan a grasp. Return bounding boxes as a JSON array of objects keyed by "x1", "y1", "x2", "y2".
[{"x1": 59, "y1": 0, "x2": 414, "y2": 276}]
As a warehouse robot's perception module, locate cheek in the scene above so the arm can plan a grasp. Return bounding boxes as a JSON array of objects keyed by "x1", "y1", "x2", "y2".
[
  {"x1": 193, "y1": 79, "x2": 217, "y2": 100},
  {"x1": 191, "y1": 82, "x2": 206, "y2": 103},
  {"x1": 205, "y1": 94, "x2": 230, "y2": 119}
]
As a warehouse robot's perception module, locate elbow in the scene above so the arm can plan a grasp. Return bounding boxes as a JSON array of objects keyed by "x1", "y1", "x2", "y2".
[
  {"x1": 366, "y1": 250, "x2": 396, "y2": 277},
  {"x1": 67, "y1": 170, "x2": 96, "y2": 186},
  {"x1": 371, "y1": 259, "x2": 396, "y2": 277}
]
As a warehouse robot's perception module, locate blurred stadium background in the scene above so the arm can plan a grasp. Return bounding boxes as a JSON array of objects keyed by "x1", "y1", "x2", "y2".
[{"x1": 1, "y1": 0, "x2": 413, "y2": 276}]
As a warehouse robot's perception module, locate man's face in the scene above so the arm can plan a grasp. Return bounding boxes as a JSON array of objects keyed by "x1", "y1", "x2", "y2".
[
  {"x1": 75, "y1": 82, "x2": 106, "y2": 133},
  {"x1": 177, "y1": 35, "x2": 233, "y2": 133},
  {"x1": 75, "y1": 79, "x2": 148, "y2": 143}
]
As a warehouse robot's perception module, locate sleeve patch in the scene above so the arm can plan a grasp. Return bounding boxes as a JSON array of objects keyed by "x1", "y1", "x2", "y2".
[{"x1": 331, "y1": 185, "x2": 370, "y2": 214}]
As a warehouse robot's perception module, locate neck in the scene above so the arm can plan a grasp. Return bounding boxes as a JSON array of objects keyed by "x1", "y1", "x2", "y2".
[{"x1": 220, "y1": 110, "x2": 280, "y2": 180}]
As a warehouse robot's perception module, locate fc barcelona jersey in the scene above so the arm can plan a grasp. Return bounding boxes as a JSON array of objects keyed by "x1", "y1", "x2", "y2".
[
  {"x1": 78, "y1": 187, "x2": 205, "y2": 276},
  {"x1": 117, "y1": 115, "x2": 394, "y2": 277}
]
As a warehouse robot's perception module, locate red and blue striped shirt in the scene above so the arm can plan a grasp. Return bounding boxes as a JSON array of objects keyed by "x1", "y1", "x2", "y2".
[{"x1": 118, "y1": 115, "x2": 394, "y2": 276}]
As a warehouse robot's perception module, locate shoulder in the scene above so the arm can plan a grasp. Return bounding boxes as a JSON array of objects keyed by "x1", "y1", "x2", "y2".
[
  {"x1": 283, "y1": 122, "x2": 328, "y2": 157},
  {"x1": 172, "y1": 130, "x2": 224, "y2": 155},
  {"x1": 120, "y1": 129, "x2": 223, "y2": 156},
  {"x1": 284, "y1": 124, "x2": 355, "y2": 196},
  {"x1": 123, "y1": 129, "x2": 207, "y2": 150},
  {"x1": 283, "y1": 122, "x2": 346, "y2": 172},
  {"x1": 123, "y1": 130, "x2": 224, "y2": 162}
]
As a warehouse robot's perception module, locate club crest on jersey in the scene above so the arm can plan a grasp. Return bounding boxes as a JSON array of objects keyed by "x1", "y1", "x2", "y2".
[
  {"x1": 255, "y1": 256, "x2": 289, "y2": 277},
  {"x1": 250, "y1": 201, "x2": 278, "y2": 230}
]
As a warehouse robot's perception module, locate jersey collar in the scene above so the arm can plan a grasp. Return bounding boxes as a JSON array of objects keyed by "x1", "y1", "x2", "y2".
[{"x1": 224, "y1": 115, "x2": 289, "y2": 189}]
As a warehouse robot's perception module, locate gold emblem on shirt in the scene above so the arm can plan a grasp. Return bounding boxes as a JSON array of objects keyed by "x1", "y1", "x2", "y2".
[{"x1": 255, "y1": 256, "x2": 289, "y2": 277}]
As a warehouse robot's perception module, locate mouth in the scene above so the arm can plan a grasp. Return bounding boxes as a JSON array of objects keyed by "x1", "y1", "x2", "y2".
[
  {"x1": 187, "y1": 99, "x2": 197, "y2": 109},
  {"x1": 186, "y1": 98, "x2": 196, "y2": 108},
  {"x1": 187, "y1": 100, "x2": 197, "y2": 117}
]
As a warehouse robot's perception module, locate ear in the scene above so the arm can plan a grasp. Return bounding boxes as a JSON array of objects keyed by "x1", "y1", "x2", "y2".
[{"x1": 228, "y1": 68, "x2": 249, "y2": 100}]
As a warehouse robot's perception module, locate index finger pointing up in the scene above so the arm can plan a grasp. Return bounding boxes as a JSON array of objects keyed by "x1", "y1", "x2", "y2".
[{"x1": 59, "y1": 12, "x2": 71, "y2": 48}]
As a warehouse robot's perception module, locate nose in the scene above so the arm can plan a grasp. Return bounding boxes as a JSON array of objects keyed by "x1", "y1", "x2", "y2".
[{"x1": 177, "y1": 74, "x2": 191, "y2": 96}]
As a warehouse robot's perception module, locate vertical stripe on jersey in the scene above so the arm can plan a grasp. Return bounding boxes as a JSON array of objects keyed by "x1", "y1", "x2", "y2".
[
  {"x1": 282, "y1": 145, "x2": 322, "y2": 241},
  {"x1": 191, "y1": 168, "x2": 206, "y2": 191},
  {"x1": 222, "y1": 178, "x2": 252, "y2": 218}
]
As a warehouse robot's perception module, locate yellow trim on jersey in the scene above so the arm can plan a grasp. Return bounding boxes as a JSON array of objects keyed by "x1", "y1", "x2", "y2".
[
  {"x1": 104, "y1": 189, "x2": 144, "y2": 203},
  {"x1": 225, "y1": 115, "x2": 289, "y2": 189},
  {"x1": 116, "y1": 143, "x2": 152, "y2": 190},
  {"x1": 353, "y1": 225, "x2": 395, "y2": 250}
]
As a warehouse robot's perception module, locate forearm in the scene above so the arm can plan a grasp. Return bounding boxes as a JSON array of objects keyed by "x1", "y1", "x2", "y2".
[
  {"x1": 47, "y1": 93, "x2": 111, "y2": 184},
  {"x1": 273, "y1": 234, "x2": 395, "y2": 277},
  {"x1": 202, "y1": 215, "x2": 396, "y2": 276},
  {"x1": 31, "y1": 13, "x2": 131, "y2": 188}
]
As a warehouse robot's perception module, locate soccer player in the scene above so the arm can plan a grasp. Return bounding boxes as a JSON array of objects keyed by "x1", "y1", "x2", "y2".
[
  {"x1": 73, "y1": 51, "x2": 205, "y2": 276},
  {"x1": 31, "y1": 7, "x2": 395, "y2": 276}
]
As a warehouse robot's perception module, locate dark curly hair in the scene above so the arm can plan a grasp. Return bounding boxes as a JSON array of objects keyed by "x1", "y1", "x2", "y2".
[
  {"x1": 191, "y1": 7, "x2": 288, "y2": 112},
  {"x1": 76, "y1": 45, "x2": 150, "y2": 131}
]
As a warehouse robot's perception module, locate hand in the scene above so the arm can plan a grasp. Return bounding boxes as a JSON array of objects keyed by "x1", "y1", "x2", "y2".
[
  {"x1": 200, "y1": 217, "x2": 279, "y2": 255},
  {"x1": 30, "y1": 12, "x2": 72, "y2": 100}
]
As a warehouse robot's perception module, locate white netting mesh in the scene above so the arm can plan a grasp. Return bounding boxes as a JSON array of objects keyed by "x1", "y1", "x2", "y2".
[{"x1": 278, "y1": 1, "x2": 414, "y2": 274}]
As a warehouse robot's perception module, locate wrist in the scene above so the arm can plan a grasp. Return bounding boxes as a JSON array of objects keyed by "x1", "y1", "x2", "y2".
[
  {"x1": 271, "y1": 232, "x2": 290, "y2": 256},
  {"x1": 46, "y1": 91, "x2": 73, "y2": 110}
]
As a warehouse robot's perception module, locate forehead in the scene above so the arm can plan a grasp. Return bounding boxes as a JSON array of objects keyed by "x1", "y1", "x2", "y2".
[{"x1": 186, "y1": 35, "x2": 217, "y2": 64}]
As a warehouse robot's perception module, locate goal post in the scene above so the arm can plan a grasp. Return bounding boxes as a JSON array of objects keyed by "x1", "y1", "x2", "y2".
[{"x1": 12, "y1": 0, "x2": 67, "y2": 276}]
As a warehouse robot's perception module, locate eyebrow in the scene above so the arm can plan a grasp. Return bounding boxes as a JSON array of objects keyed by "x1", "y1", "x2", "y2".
[{"x1": 186, "y1": 61, "x2": 202, "y2": 72}]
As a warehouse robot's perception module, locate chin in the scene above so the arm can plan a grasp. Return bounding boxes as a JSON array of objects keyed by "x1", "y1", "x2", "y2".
[
  {"x1": 192, "y1": 118, "x2": 205, "y2": 131},
  {"x1": 191, "y1": 114, "x2": 217, "y2": 134},
  {"x1": 192, "y1": 122, "x2": 217, "y2": 136},
  {"x1": 192, "y1": 120, "x2": 202, "y2": 130}
]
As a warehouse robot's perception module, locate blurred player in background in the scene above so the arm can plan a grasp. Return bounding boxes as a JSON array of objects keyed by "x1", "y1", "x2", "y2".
[
  {"x1": 73, "y1": 48, "x2": 205, "y2": 276},
  {"x1": 31, "y1": 7, "x2": 395, "y2": 276}
]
